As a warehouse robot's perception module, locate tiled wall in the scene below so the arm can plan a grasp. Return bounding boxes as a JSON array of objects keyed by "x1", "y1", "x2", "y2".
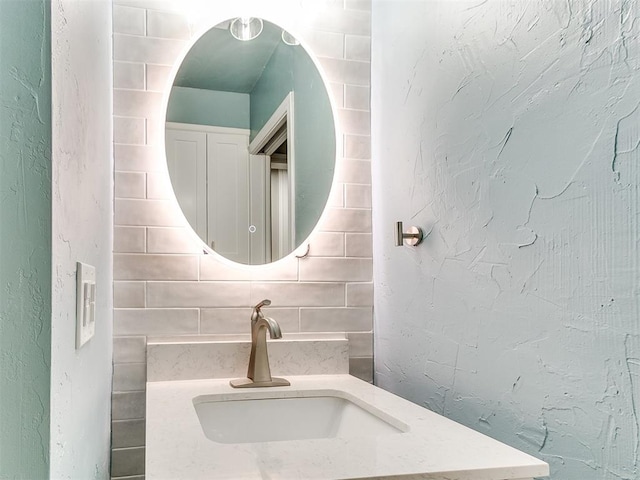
[{"x1": 111, "y1": 0, "x2": 371, "y2": 477}]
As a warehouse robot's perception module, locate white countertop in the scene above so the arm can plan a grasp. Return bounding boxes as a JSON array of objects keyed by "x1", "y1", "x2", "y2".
[{"x1": 146, "y1": 374, "x2": 548, "y2": 480}]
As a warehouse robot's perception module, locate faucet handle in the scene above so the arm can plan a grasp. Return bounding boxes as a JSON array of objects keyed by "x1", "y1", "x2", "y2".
[
  {"x1": 255, "y1": 299, "x2": 271, "y2": 310},
  {"x1": 251, "y1": 299, "x2": 271, "y2": 323}
]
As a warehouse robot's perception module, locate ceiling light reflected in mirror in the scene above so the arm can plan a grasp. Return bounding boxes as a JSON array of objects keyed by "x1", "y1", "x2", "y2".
[
  {"x1": 281, "y1": 30, "x2": 300, "y2": 46},
  {"x1": 229, "y1": 17, "x2": 264, "y2": 41}
]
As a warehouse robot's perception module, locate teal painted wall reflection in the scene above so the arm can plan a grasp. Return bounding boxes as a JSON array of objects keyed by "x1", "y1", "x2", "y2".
[{"x1": 250, "y1": 41, "x2": 335, "y2": 244}]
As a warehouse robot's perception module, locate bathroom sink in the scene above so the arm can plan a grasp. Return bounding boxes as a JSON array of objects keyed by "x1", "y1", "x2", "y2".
[
  {"x1": 148, "y1": 376, "x2": 550, "y2": 479},
  {"x1": 193, "y1": 392, "x2": 407, "y2": 444}
]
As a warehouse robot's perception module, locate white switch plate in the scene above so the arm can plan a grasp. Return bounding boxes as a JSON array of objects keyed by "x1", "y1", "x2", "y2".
[{"x1": 76, "y1": 262, "x2": 96, "y2": 349}]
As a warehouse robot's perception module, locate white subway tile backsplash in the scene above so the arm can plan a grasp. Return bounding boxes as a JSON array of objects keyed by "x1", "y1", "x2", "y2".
[
  {"x1": 345, "y1": 85, "x2": 370, "y2": 111},
  {"x1": 147, "y1": 227, "x2": 203, "y2": 254},
  {"x1": 114, "y1": 308, "x2": 199, "y2": 335},
  {"x1": 307, "y1": 232, "x2": 345, "y2": 257},
  {"x1": 115, "y1": 199, "x2": 184, "y2": 227},
  {"x1": 345, "y1": 34, "x2": 371, "y2": 61},
  {"x1": 345, "y1": 184, "x2": 371, "y2": 208},
  {"x1": 113, "y1": 0, "x2": 181, "y2": 10},
  {"x1": 299, "y1": 0, "x2": 344, "y2": 13},
  {"x1": 145, "y1": 117, "x2": 163, "y2": 146},
  {"x1": 114, "y1": 33, "x2": 187, "y2": 65},
  {"x1": 199, "y1": 308, "x2": 251, "y2": 335},
  {"x1": 114, "y1": 226, "x2": 146, "y2": 253},
  {"x1": 300, "y1": 257, "x2": 371, "y2": 282},
  {"x1": 114, "y1": 62, "x2": 145, "y2": 90},
  {"x1": 301, "y1": 0, "x2": 345, "y2": 12},
  {"x1": 115, "y1": 172, "x2": 146, "y2": 199},
  {"x1": 111, "y1": 419, "x2": 146, "y2": 448},
  {"x1": 345, "y1": 0, "x2": 372, "y2": 11},
  {"x1": 115, "y1": 145, "x2": 163, "y2": 172},
  {"x1": 113, "y1": 5, "x2": 145, "y2": 35},
  {"x1": 113, "y1": 363, "x2": 147, "y2": 392},
  {"x1": 318, "y1": 57, "x2": 370, "y2": 86},
  {"x1": 329, "y1": 82, "x2": 344, "y2": 108},
  {"x1": 114, "y1": 281, "x2": 146, "y2": 308},
  {"x1": 309, "y1": 8, "x2": 371, "y2": 36},
  {"x1": 250, "y1": 282, "x2": 345, "y2": 307},
  {"x1": 349, "y1": 356, "x2": 374, "y2": 382},
  {"x1": 338, "y1": 108, "x2": 370, "y2": 135},
  {"x1": 199, "y1": 255, "x2": 298, "y2": 281},
  {"x1": 346, "y1": 331, "x2": 373, "y2": 357},
  {"x1": 328, "y1": 184, "x2": 345, "y2": 207},
  {"x1": 114, "y1": 89, "x2": 164, "y2": 118},
  {"x1": 114, "y1": 116, "x2": 145, "y2": 145},
  {"x1": 114, "y1": 254, "x2": 198, "y2": 281},
  {"x1": 319, "y1": 208, "x2": 372, "y2": 232},
  {"x1": 110, "y1": 447, "x2": 145, "y2": 477},
  {"x1": 345, "y1": 233, "x2": 373, "y2": 257},
  {"x1": 146, "y1": 10, "x2": 190, "y2": 39},
  {"x1": 146, "y1": 282, "x2": 251, "y2": 308},
  {"x1": 335, "y1": 159, "x2": 372, "y2": 184},
  {"x1": 112, "y1": 391, "x2": 146, "y2": 421},
  {"x1": 346, "y1": 282, "x2": 373, "y2": 306},
  {"x1": 186, "y1": 15, "x2": 226, "y2": 38},
  {"x1": 306, "y1": 30, "x2": 344, "y2": 59},
  {"x1": 146, "y1": 64, "x2": 173, "y2": 92},
  {"x1": 113, "y1": 336, "x2": 147, "y2": 363},
  {"x1": 300, "y1": 307, "x2": 372, "y2": 332},
  {"x1": 146, "y1": 172, "x2": 171, "y2": 199},
  {"x1": 344, "y1": 134, "x2": 371, "y2": 159},
  {"x1": 200, "y1": 307, "x2": 299, "y2": 335}
]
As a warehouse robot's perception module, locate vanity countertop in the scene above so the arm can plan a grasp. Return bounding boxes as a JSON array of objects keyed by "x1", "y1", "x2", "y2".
[{"x1": 146, "y1": 374, "x2": 548, "y2": 480}]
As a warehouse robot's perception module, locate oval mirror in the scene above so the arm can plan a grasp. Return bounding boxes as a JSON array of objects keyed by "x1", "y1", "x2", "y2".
[{"x1": 165, "y1": 18, "x2": 336, "y2": 265}]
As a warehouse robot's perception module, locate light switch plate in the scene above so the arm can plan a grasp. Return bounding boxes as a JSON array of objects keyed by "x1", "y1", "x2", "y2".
[{"x1": 76, "y1": 262, "x2": 96, "y2": 349}]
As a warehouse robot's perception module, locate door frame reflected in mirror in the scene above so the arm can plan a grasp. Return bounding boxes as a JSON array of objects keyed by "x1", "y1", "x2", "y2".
[{"x1": 249, "y1": 92, "x2": 295, "y2": 263}]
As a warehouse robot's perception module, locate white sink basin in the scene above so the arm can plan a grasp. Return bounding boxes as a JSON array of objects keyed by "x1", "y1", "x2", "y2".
[{"x1": 193, "y1": 391, "x2": 408, "y2": 444}]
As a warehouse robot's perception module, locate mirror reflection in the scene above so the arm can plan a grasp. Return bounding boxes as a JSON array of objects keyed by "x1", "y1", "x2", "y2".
[{"x1": 165, "y1": 18, "x2": 336, "y2": 265}]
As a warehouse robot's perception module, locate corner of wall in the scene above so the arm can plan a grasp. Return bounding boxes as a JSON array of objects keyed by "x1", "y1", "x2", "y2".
[{"x1": 50, "y1": 0, "x2": 114, "y2": 478}]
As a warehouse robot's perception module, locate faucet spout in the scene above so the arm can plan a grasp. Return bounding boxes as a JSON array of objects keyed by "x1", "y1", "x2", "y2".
[
  {"x1": 258, "y1": 316, "x2": 282, "y2": 339},
  {"x1": 230, "y1": 300, "x2": 290, "y2": 388}
]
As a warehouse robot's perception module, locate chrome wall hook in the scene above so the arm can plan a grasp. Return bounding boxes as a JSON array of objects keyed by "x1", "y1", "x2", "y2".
[{"x1": 395, "y1": 221, "x2": 425, "y2": 247}]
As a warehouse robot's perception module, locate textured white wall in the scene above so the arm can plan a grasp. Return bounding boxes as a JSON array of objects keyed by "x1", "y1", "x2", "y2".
[
  {"x1": 111, "y1": 1, "x2": 372, "y2": 476},
  {"x1": 372, "y1": 1, "x2": 639, "y2": 479},
  {"x1": 51, "y1": 0, "x2": 114, "y2": 478}
]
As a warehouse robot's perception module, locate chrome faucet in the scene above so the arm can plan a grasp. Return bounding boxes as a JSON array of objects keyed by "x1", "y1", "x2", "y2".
[{"x1": 230, "y1": 299, "x2": 290, "y2": 388}]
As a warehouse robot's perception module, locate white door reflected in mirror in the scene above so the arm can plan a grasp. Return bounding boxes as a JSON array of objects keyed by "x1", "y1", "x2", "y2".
[{"x1": 164, "y1": 18, "x2": 336, "y2": 265}]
